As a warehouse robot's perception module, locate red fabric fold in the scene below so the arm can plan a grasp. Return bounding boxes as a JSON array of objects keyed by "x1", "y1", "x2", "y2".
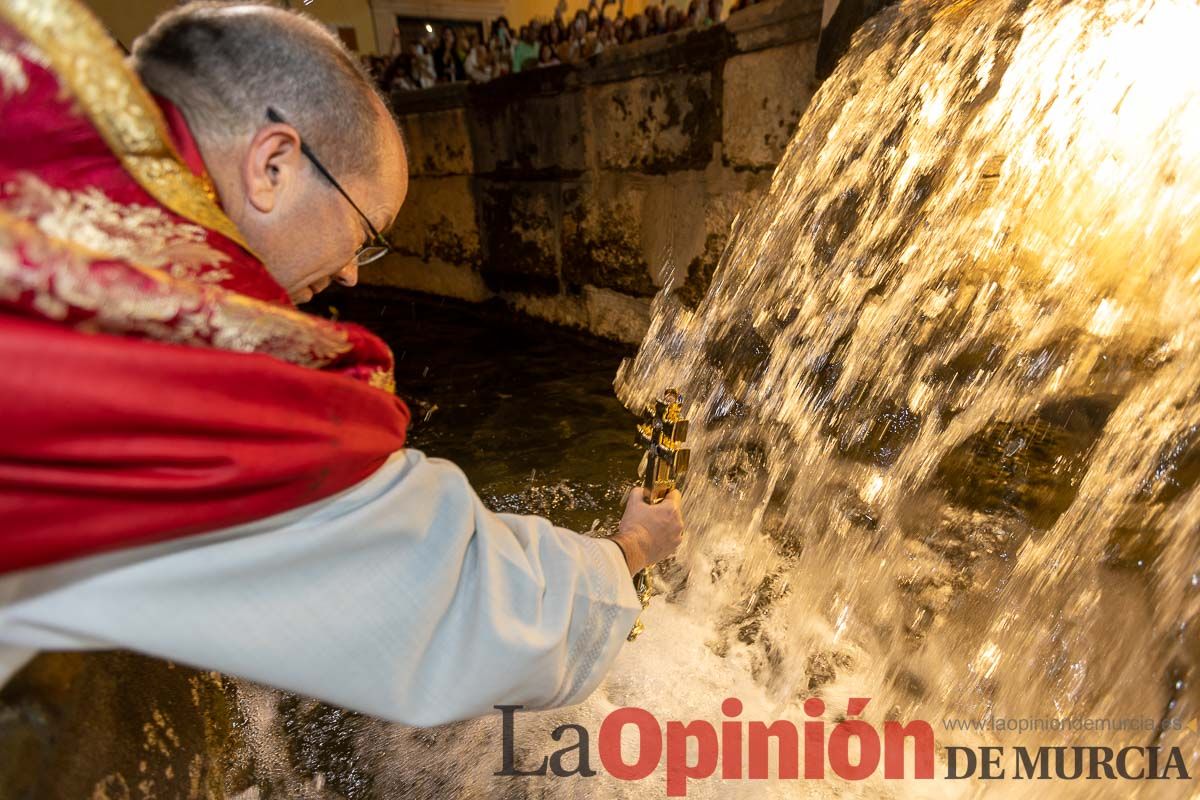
[
  {"x1": 0, "y1": 13, "x2": 412, "y2": 573},
  {"x1": 0, "y1": 315, "x2": 410, "y2": 574},
  {"x1": 156, "y1": 94, "x2": 212, "y2": 182}
]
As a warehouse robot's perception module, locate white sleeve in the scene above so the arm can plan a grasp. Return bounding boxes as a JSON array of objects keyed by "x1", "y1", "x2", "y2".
[{"x1": 0, "y1": 449, "x2": 642, "y2": 727}]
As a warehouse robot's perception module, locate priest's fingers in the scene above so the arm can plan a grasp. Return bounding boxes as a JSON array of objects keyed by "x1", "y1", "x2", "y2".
[{"x1": 617, "y1": 486, "x2": 684, "y2": 565}]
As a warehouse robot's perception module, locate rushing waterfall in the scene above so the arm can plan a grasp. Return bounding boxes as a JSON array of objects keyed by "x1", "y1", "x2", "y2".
[
  {"x1": 235, "y1": 0, "x2": 1200, "y2": 796},
  {"x1": 618, "y1": 0, "x2": 1200, "y2": 789}
]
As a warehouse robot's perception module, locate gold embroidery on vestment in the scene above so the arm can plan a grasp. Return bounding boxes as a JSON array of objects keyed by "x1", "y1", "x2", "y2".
[
  {"x1": 3, "y1": 173, "x2": 233, "y2": 282},
  {"x1": 0, "y1": 26, "x2": 29, "y2": 97},
  {"x1": 0, "y1": 210, "x2": 355, "y2": 369},
  {"x1": 369, "y1": 369, "x2": 397, "y2": 394},
  {"x1": 0, "y1": 0, "x2": 255, "y2": 254}
]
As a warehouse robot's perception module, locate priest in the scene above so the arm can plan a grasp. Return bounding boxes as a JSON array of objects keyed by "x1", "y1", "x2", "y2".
[{"x1": 0, "y1": 0, "x2": 684, "y2": 726}]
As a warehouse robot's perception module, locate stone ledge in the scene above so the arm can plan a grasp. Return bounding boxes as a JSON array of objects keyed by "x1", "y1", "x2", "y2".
[
  {"x1": 506, "y1": 285, "x2": 652, "y2": 344},
  {"x1": 362, "y1": 254, "x2": 492, "y2": 303},
  {"x1": 359, "y1": 255, "x2": 651, "y2": 344},
  {"x1": 727, "y1": 0, "x2": 824, "y2": 52},
  {"x1": 381, "y1": 0, "x2": 817, "y2": 342}
]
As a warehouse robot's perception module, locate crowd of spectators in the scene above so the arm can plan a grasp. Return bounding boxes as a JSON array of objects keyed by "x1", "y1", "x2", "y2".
[{"x1": 364, "y1": 0, "x2": 765, "y2": 92}]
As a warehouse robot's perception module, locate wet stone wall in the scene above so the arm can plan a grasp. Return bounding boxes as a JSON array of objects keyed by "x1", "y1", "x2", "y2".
[{"x1": 368, "y1": 0, "x2": 822, "y2": 343}]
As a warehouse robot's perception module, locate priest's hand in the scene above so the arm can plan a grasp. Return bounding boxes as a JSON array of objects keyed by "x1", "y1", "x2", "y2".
[{"x1": 610, "y1": 487, "x2": 684, "y2": 576}]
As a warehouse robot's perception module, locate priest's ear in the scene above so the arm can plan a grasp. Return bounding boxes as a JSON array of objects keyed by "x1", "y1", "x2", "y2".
[{"x1": 242, "y1": 122, "x2": 304, "y2": 214}]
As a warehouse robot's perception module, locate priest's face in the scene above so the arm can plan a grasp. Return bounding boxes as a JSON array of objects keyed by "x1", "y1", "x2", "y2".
[{"x1": 218, "y1": 103, "x2": 409, "y2": 305}]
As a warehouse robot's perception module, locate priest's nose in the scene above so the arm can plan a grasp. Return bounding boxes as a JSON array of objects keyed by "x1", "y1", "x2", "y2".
[{"x1": 335, "y1": 260, "x2": 359, "y2": 287}]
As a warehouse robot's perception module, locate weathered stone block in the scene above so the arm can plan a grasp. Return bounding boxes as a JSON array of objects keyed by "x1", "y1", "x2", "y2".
[
  {"x1": 478, "y1": 180, "x2": 561, "y2": 294},
  {"x1": 386, "y1": 175, "x2": 480, "y2": 266},
  {"x1": 562, "y1": 169, "x2": 771, "y2": 301},
  {"x1": 583, "y1": 285, "x2": 652, "y2": 342},
  {"x1": 0, "y1": 653, "x2": 246, "y2": 799},
  {"x1": 396, "y1": 108, "x2": 474, "y2": 177},
  {"x1": 639, "y1": 171, "x2": 713, "y2": 288},
  {"x1": 506, "y1": 286, "x2": 651, "y2": 344},
  {"x1": 470, "y1": 84, "x2": 587, "y2": 175},
  {"x1": 674, "y1": 179, "x2": 770, "y2": 306},
  {"x1": 722, "y1": 41, "x2": 819, "y2": 169},
  {"x1": 363, "y1": 254, "x2": 493, "y2": 304},
  {"x1": 562, "y1": 176, "x2": 655, "y2": 297},
  {"x1": 376, "y1": 0, "x2": 819, "y2": 341},
  {"x1": 728, "y1": 0, "x2": 823, "y2": 53},
  {"x1": 589, "y1": 70, "x2": 719, "y2": 173}
]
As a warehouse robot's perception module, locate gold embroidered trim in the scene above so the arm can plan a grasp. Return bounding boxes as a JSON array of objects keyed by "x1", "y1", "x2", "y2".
[
  {"x1": 0, "y1": 209, "x2": 355, "y2": 370},
  {"x1": 0, "y1": 24, "x2": 42, "y2": 97},
  {"x1": 368, "y1": 369, "x2": 397, "y2": 394},
  {"x1": 0, "y1": 0, "x2": 254, "y2": 253},
  {"x1": 0, "y1": 45, "x2": 24, "y2": 98},
  {"x1": 3, "y1": 173, "x2": 233, "y2": 283}
]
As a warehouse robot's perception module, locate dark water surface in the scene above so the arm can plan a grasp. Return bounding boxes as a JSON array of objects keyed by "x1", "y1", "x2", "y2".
[{"x1": 325, "y1": 287, "x2": 642, "y2": 532}]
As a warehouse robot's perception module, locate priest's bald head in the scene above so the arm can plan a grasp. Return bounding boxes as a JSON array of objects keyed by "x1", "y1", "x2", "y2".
[{"x1": 131, "y1": 2, "x2": 408, "y2": 304}]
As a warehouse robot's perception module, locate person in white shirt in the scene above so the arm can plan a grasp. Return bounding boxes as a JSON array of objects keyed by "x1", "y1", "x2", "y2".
[
  {"x1": 464, "y1": 42, "x2": 495, "y2": 82},
  {"x1": 0, "y1": 0, "x2": 685, "y2": 729}
]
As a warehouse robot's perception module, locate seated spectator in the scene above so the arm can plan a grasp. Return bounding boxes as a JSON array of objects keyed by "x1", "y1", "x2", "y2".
[
  {"x1": 665, "y1": 5, "x2": 682, "y2": 32},
  {"x1": 700, "y1": 0, "x2": 724, "y2": 29},
  {"x1": 571, "y1": 9, "x2": 590, "y2": 38},
  {"x1": 633, "y1": 12, "x2": 651, "y2": 39},
  {"x1": 542, "y1": 17, "x2": 571, "y2": 62},
  {"x1": 490, "y1": 16, "x2": 514, "y2": 67},
  {"x1": 621, "y1": 14, "x2": 636, "y2": 42},
  {"x1": 412, "y1": 34, "x2": 438, "y2": 88},
  {"x1": 538, "y1": 42, "x2": 561, "y2": 66},
  {"x1": 379, "y1": 53, "x2": 413, "y2": 92},
  {"x1": 492, "y1": 15, "x2": 514, "y2": 47},
  {"x1": 360, "y1": 54, "x2": 384, "y2": 82},
  {"x1": 512, "y1": 24, "x2": 539, "y2": 72},
  {"x1": 464, "y1": 41, "x2": 495, "y2": 81},
  {"x1": 647, "y1": 4, "x2": 666, "y2": 36},
  {"x1": 459, "y1": 27, "x2": 476, "y2": 63},
  {"x1": 565, "y1": 9, "x2": 595, "y2": 61},
  {"x1": 489, "y1": 40, "x2": 513, "y2": 77},
  {"x1": 596, "y1": 17, "x2": 617, "y2": 52},
  {"x1": 433, "y1": 26, "x2": 465, "y2": 82}
]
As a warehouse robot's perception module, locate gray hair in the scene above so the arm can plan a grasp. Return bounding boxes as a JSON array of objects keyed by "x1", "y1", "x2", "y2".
[{"x1": 131, "y1": 2, "x2": 391, "y2": 178}]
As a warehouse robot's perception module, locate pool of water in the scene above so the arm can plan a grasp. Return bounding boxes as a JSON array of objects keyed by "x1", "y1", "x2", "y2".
[{"x1": 330, "y1": 288, "x2": 642, "y2": 533}]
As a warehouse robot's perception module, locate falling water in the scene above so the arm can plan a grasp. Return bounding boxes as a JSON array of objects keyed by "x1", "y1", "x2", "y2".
[
  {"x1": 233, "y1": 0, "x2": 1200, "y2": 796},
  {"x1": 617, "y1": 0, "x2": 1200, "y2": 791}
]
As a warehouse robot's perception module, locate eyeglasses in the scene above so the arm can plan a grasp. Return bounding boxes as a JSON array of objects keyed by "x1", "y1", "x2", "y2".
[{"x1": 266, "y1": 107, "x2": 393, "y2": 266}]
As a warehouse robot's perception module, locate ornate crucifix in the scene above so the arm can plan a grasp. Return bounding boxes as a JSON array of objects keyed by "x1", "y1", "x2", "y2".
[{"x1": 627, "y1": 388, "x2": 690, "y2": 641}]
